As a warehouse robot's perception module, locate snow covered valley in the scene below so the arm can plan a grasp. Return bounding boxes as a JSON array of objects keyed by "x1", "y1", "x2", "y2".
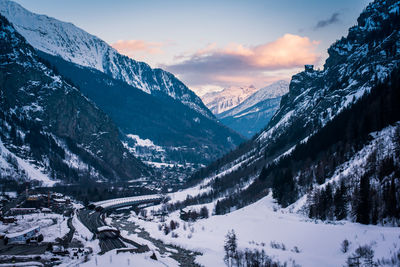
[{"x1": 102, "y1": 193, "x2": 400, "y2": 267}]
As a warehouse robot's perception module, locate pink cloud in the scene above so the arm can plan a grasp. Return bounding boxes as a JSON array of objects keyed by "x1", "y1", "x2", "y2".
[
  {"x1": 112, "y1": 40, "x2": 165, "y2": 58},
  {"x1": 165, "y1": 34, "x2": 321, "y2": 90},
  {"x1": 248, "y1": 34, "x2": 320, "y2": 68}
]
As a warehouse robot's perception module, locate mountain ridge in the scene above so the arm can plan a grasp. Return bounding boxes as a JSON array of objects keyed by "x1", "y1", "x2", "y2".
[
  {"x1": 184, "y1": 0, "x2": 400, "y2": 222},
  {"x1": 219, "y1": 80, "x2": 289, "y2": 119},
  {"x1": 216, "y1": 80, "x2": 289, "y2": 137},
  {"x1": 0, "y1": 0, "x2": 213, "y2": 119},
  {"x1": 202, "y1": 85, "x2": 258, "y2": 115},
  {"x1": 36, "y1": 50, "x2": 245, "y2": 167},
  {"x1": 0, "y1": 14, "x2": 148, "y2": 185}
]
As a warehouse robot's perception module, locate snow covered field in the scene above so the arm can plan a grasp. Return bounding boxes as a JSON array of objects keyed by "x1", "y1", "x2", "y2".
[
  {"x1": 119, "y1": 193, "x2": 400, "y2": 267},
  {"x1": 0, "y1": 213, "x2": 69, "y2": 242},
  {"x1": 80, "y1": 250, "x2": 175, "y2": 267}
]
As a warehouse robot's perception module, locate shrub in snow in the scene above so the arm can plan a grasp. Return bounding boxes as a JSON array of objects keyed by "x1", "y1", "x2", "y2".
[
  {"x1": 200, "y1": 206, "x2": 209, "y2": 218},
  {"x1": 163, "y1": 225, "x2": 170, "y2": 235},
  {"x1": 150, "y1": 252, "x2": 157, "y2": 261},
  {"x1": 376, "y1": 248, "x2": 400, "y2": 266},
  {"x1": 346, "y1": 245, "x2": 375, "y2": 267},
  {"x1": 291, "y1": 246, "x2": 301, "y2": 253},
  {"x1": 224, "y1": 229, "x2": 237, "y2": 267},
  {"x1": 170, "y1": 220, "x2": 178, "y2": 230},
  {"x1": 139, "y1": 209, "x2": 147, "y2": 218},
  {"x1": 171, "y1": 232, "x2": 178, "y2": 238},
  {"x1": 341, "y1": 239, "x2": 350, "y2": 253},
  {"x1": 270, "y1": 241, "x2": 286, "y2": 251}
]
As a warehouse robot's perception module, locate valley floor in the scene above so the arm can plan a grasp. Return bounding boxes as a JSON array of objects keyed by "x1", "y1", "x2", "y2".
[{"x1": 111, "y1": 193, "x2": 400, "y2": 267}]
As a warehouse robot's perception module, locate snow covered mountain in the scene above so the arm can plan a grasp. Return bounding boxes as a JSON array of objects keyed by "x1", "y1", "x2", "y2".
[
  {"x1": 202, "y1": 85, "x2": 258, "y2": 115},
  {"x1": 219, "y1": 80, "x2": 289, "y2": 119},
  {"x1": 217, "y1": 80, "x2": 289, "y2": 137},
  {"x1": 248, "y1": 0, "x2": 400, "y2": 155},
  {"x1": 186, "y1": 0, "x2": 400, "y2": 224},
  {"x1": 0, "y1": 0, "x2": 213, "y2": 119},
  {"x1": 0, "y1": 0, "x2": 245, "y2": 170},
  {"x1": 0, "y1": 14, "x2": 148, "y2": 185}
]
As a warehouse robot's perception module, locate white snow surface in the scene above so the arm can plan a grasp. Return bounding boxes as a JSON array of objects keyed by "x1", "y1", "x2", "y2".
[
  {"x1": 126, "y1": 134, "x2": 164, "y2": 152},
  {"x1": 80, "y1": 250, "x2": 177, "y2": 267},
  {"x1": 220, "y1": 80, "x2": 289, "y2": 119},
  {"x1": 0, "y1": 0, "x2": 107, "y2": 71},
  {"x1": 126, "y1": 193, "x2": 400, "y2": 267},
  {"x1": 202, "y1": 85, "x2": 258, "y2": 115},
  {"x1": 0, "y1": 213, "x2": 69, "y2": 243},
  {"x1": 0, "y1": 138, "x2": 57, "y2": 186}
]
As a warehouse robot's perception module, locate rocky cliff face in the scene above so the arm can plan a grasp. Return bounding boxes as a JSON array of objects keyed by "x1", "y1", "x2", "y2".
[
  {"x1": 187, "y1": 0, "x2": 400, "y2": 208},
  {"x1": 260, "y1": 0, "x2": 400, "y2": 151},
  {"x1": 0, "y1": 0, "x2": 246, "y2": 169},
  {"x1": 37, "y1": 51, "x2": 244, "y2": 166},
  {"x1": 0, "y1": 14, "x2": 148, "y2": 184}
]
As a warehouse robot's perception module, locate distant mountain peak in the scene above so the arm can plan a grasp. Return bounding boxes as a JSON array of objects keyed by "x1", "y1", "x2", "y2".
[
  {"x1": 202, "y1": 85, "x2": 259, "y2": 115},
  {"x1": 216, "y1": 80, "x2": 289, "y2": 137}
]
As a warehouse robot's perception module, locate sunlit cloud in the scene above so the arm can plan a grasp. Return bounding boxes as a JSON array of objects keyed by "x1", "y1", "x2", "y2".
[
  {"x1": 164, "y1": 34, "x2": 321, "y2": 92},
  {"x1": 112, "y1": 40, "x2": 165, "y2": 59}
]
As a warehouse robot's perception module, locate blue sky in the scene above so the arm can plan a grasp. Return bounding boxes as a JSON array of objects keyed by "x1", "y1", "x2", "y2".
[{"x1": 14, "y1": 0, "x2": 372, "y2": 94}]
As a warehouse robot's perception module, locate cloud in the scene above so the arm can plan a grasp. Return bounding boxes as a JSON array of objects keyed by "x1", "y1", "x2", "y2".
[
  {"x1": 164, "y1": 34, "x2": 320, "y2": 90},
  {"x1": 112, "y1": 40, "x2": 165, "y2": 58},
  {"x1": 314, "y1": 12, "x2": 340, "y2": 30}
]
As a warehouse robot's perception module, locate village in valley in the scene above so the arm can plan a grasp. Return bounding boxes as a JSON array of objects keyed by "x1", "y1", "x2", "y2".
[
  {"x1": 0, "y1": 182, "x2": 206, "y2": 266},
  {"x1": 0, "y1": 188, "x2": 93, "y2": 266}
]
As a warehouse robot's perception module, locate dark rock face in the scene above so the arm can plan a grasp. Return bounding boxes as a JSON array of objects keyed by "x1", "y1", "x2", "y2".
[
  {"x1": 218, "y1": 97, "x2": 282, "y2": 138},
  {"x1": 101, "y1": 49, "x2": 214, "y2": 119},
  {"x1": 0, "y1": 14, "x2": 148, "y2": 182},
  {"x1": 37, "y1": 52, "x2": 245, "y2": 165},
  {"x1": 189, "y1": 0, "x2": 400, "y2": 191},
  {"x1": 262, "y1": 0, "x2": 400, "y2": 152}
]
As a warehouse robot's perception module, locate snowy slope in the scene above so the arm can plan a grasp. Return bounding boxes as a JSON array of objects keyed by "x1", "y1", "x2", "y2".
[
  {"x1": 202, "y1": 85, "x2": 258, "y2": 115},
  {"x1": 219, "y1": 80, "x2": 289, "y2": 119},
  {"x1": 0, "y1": 0, "x2": 213, "y2": 119},
  {"x1": 289, "y1": 122, "x2": 400, "y2": 215},
  {"x1": 257, "y1": 0, "x2": 400, "y2": 145},
  {"x1": 0, "y1": 138, "x2": 57, "y2": 186},
  {"x1": 217, "y1": 97, "x2": 282, "y2": 138},
  {"x1": 119, "y1": 193, "x2": 400, "y2": 267},
  {"x1": 190, "y1": 0, "x2": 400, "y2": 199},
  {"x1": 216, "y1": 81, "x2": 289, "y2": 137},
  {"x1": 0, "y1": 13, "x2": 147, "y2": 183}
]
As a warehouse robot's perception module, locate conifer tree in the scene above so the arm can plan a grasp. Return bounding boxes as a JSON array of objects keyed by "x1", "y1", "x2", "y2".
[
  {"x1": 356, "y1": 174, "x2": 370, "y2": 224},
  {"x1": 334, "y1": 180, "x2": 348, "y2": 220}
]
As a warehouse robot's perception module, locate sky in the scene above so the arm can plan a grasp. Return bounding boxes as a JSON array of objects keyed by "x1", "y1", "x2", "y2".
[{"x1": 13, "y1": 0, "x2": 372, "y2": 95}]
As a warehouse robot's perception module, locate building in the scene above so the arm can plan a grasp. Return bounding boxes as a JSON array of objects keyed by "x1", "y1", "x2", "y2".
[
  {"x1": 305, "y1": 64, "x2": 314, "y2": 72},
  {"x1": 41, "y1": 208, "x2": 52, "y2": 213},
  {"x1": 9, "y1": 208, "x2": 36, "y2": 215},
  {"x1": 25, "y1": 195, "x2": 44, "y2": 208},
  {"x1": 5, "y1": 226, "x2": 41, "y2": 244},
  {"x1": 52, "y1": 198, "x2": 67, "y2": 206},
  {"x1": 1, "y1": 216, "x2": 17, "y2": 224}
]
